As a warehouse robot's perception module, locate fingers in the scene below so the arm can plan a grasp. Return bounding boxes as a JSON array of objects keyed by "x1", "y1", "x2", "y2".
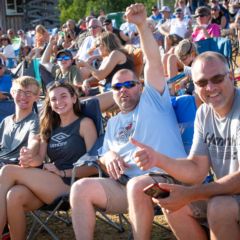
[
  {"x1": 134, "y1": 149, "x2": 149, "y2": 170},
  {"x1": 130, "y1": 138, "x2": 148, "y2": 149},
  {"x1": 158, "y1": 183, "x2": 173, "y2": 192}
]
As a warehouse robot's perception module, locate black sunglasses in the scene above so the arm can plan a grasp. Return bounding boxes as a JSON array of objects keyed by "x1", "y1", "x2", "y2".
[
  {"x1": 112, "y1": 80, "x2": 139, "y2": 91},
  {"x1": 194, "y1": 73, "x2": 228, "y2": 87},
  {"x1": 196, "y1": 14, "x2": 208, "y2": 18},
  {"x1": 89, "y1": 25, "x2": 99, "y2": 30}
]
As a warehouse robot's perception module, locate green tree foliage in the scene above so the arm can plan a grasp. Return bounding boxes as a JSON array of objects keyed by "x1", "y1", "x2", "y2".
[{"x1": 58, "y1": 0, "x2": 172, "y2": 24}]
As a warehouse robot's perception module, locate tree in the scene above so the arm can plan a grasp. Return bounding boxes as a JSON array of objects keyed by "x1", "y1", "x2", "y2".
[{"x1": 58, "y1": 0, "x2": 172, "y2": 24}]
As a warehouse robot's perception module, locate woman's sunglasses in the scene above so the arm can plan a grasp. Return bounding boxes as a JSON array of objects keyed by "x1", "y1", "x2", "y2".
[{"x1": 112, "y1": 80, "x2": 139, "y2": 91}]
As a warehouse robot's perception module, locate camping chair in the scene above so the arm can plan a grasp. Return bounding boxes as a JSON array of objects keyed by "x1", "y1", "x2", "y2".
[
  {"x1": 0, "y1": 100, "x2": 15, "y2": 123},
  {"x1": 27, "y1": 98, "x2": 105, "y2": 240},
  {"x1": 195, "y1": 37, "x2": 233, "y2": 69}
]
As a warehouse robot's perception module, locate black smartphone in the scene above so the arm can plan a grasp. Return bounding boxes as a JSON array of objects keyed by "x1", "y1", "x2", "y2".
[{"x1": 143, "y1": 183, "x2": 170, "y2": 198}]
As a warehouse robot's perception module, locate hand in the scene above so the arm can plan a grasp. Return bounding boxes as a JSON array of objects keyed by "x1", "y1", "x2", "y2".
[
  {"x1": 125, "y1": 3, "x2": 147, "y2": 27},
  {"x1": 19, "y1": 147, "x2": 33, "y2": 168},
  {"x1": 131, "y1": 138, "x2": 157, "y2": 171},
  {"x1": 77, "y1": 60, "x2": 89, "y2": 68},
  {"x1": 82, "y1": 79, "x2": 91, "y2": 96},
  {"x1": 43, "y1": 163, "x2": 61, "y2": 176},
  {"x1": 103, "y1": 151, "x2": 130, "y2": 179},
  {"x1": 152, "y1": 183, "x2": 192, "y2": 212},
  {"x1": 49, "y1": 35, "x2": 57, "y2": 45}
]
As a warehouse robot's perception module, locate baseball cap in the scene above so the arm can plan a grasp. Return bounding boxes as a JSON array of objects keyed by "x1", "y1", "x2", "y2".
[
  {"x1": 151, "y1": 5, "x2": 158, "y2": 11},
  {"x1": 160, "y1": 6, "x2": 171, "y2": 12},
  {"x1": 194, "y1": 6, "x2": 211, "y2": 18},
  {"x1": 56, "y1": 49, "x2": 73, "y2": 59},
  {"x1": 103, "y1": 19, "x2": 112, "y2": 26},
  {"x1": 175, "y1": 7, "x2": 183, "y2": 14}
]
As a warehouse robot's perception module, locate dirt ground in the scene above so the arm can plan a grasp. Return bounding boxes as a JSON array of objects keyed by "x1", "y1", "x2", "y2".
[{"x1": 28, "y1": 211, "x2": 176, "y2": 240}]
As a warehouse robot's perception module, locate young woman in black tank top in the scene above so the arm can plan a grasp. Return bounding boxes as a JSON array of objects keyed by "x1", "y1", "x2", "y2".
[
  {"x1": 79, "y1": 31, "x2": 134, "y2": 94},
  {"x1": 0, "y1": 82, "x2": 98, "y2": 238}
]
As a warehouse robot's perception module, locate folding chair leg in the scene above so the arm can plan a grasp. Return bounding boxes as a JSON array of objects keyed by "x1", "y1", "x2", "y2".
[
  {"x1": 27, "y1": 198, "x2": 71, "y2": 240},
  {"x1": 27, "y1": 211, "x2": 59, "y2": 240}
]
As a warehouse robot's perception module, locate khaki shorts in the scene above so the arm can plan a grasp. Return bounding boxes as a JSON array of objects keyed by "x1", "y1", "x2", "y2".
[
  {"x1": 98, "y1": 173, "x2": 179, "y2": 214},
  {"x1": 190, "y1": 195, "x2": 240, "y2": 227}
]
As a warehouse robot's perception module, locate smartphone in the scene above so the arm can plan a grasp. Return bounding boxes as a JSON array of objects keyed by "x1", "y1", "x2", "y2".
[{"x1": 143, "y1": 183, "x2": 170, "y2": 198}]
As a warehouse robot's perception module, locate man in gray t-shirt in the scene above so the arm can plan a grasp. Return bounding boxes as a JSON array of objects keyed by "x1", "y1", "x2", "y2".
[
  {"x1": 131, "y1": 51, "x2": 240, "y2": 239},
  {"x1": 0, "y1": 76, "x2": 40, "y2": 167}
]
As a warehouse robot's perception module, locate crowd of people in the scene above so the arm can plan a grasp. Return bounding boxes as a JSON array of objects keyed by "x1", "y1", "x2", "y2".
[{"x1": 0, "y1": 1, "x2": 240, "y2": 240}]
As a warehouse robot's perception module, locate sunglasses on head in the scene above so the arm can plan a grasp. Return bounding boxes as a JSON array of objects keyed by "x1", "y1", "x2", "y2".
[
  {"x1": 194, "y1": 73, "x2": 228, "y2": 87},
  {"x1": 89, "y1": 25, "x2": 99, "y2": 30},
  {"x1": 57, "y1": 55, "x2": 71, "y2": 61},
  {"x1": 112, "y1": 80, "x2": 139, "y2": 91},
  {"x1": 196, "y1": 14, "x2": 208, "y2": 18}
]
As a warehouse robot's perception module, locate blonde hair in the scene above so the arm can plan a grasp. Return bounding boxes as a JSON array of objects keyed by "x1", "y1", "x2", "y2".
[{"x1": 12, "y1": 76, "x2": 40, "y2": 94}]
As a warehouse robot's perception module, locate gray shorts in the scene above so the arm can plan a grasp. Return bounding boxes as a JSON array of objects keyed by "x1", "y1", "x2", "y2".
[
  {"x1": 98, "y1": 173, "x2": 179, "y2": 214},
  {"x1": 190, "y1": 195, "x2": 240, "y2": 226}
]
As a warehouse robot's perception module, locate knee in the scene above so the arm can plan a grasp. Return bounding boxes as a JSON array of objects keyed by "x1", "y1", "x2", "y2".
[
  {"x1": 207, "y1": 196, "x2": 238, "y2": 226},
  {"x1": 0, "y1": 164, "x2": 14, "y2": 176},
  {"x1": 6, "y1": 186, "x2": 25, "y2": 207},
  {"x1": 127, "y1": 176, "x2": 152, "y2": 203},
  {"x1": 70, "y1": 178, "x2": 93, "y2": 206}
]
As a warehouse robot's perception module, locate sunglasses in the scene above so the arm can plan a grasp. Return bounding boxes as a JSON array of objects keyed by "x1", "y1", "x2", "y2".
[
  {"x1": 196, "y1": 14, "x2": 208, "y2": 18},
  {"x1": 57, "y1": 55, "x2": 71, "y2": 61},
  {"x1": 13, "y1": 89, "x2": 37, "y2": 97},
  {"x1": 112, "y1": 80, "x2": 139, "y2": 91},
  {"x1": 211, "y1": 8, "x2": 218, "y2": 11},
  {"x1": 89, "y1": 25, "x2": 99, "y2": 30},
  {"x1": 194, "y1": 73, "x2": 228, "y2": 87}
]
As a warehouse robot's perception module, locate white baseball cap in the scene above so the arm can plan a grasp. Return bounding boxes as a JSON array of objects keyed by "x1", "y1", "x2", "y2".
[{"x1": 160, "y1": 6, "x2": 171, "y2": 12}]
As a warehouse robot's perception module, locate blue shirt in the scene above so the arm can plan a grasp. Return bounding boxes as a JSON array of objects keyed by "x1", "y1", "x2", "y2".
[{"x1": 0, "y1": 74, "x2": 12, "y2": 93}]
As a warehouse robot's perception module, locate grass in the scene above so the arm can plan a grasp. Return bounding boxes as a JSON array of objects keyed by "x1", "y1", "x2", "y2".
[{"x1": 28, "y1": 211, "x2": 176, "y2": 240}]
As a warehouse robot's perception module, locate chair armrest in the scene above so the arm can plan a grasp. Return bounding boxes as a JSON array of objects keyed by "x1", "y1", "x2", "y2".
[{"x1": 71, "y1": 153, "x2": 103, "y2": 185}]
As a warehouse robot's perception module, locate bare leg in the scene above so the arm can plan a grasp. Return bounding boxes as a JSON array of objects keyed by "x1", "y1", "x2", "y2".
[
  {"x1": 164, "y1": 205, "x2": 208, "y2": 240},
  {"x1": 127, "y1": 175, "x2": 155, "y2": 240},
  {"x1": 70, "y1": 178, "x2": 108, "y2": 240},
  {"x1": 0, "y1": 165, "x2": 70, "y2": 234},
  {"x1": 7, "y1": 185, "x2": 43, "y2": 240},
  {"x1": 208, "y1": 196, "x2": 240, "y2": 240}
]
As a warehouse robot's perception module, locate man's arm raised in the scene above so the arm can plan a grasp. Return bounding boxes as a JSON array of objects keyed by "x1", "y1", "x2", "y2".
[{"x1": 125, "y1": 4, "x2": 165, "y2": 93}]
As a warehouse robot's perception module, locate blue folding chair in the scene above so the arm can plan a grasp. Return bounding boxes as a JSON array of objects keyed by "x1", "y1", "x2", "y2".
[{"x1": 195, "y1": 37, "x2": 233, "y2": 69}]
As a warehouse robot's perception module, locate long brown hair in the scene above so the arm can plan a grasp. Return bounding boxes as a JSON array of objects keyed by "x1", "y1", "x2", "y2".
[{"x1": 40, "y1": 81, "x2": 81, "y2": 142}]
